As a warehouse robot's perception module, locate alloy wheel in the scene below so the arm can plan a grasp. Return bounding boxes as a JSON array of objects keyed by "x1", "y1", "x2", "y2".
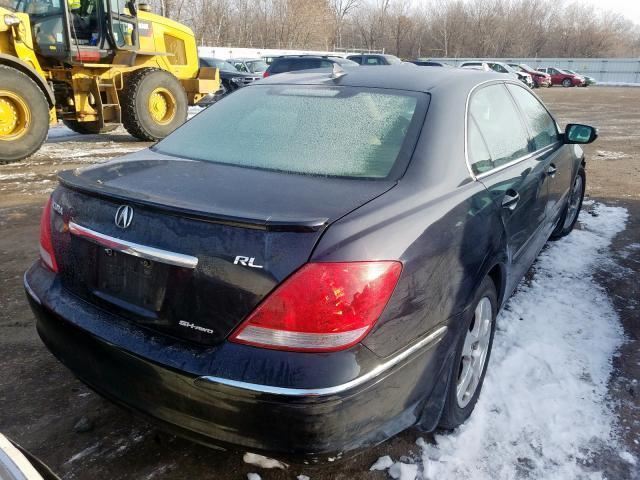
[
  {"x1": 456, "y1": 296, "x2": 493, "y2": 408},
  {"x1": 563, "y1": 174, "x2": 583, "y2": 230}
]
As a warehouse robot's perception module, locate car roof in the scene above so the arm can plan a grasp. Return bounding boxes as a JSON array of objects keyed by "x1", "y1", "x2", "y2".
[{"x1": 257, "y1": 64, "x2": 505, "y2": 93}]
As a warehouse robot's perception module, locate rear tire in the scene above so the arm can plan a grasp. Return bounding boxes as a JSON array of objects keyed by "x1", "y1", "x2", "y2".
[
  {"x1": 438, "y1": 277, "x2": 497, "y2": 430},
  {"x1": 62, "y1": 120, "x2": 118, "y2": 135},
  {"x1": 120, "y1": 68, "x2": 188, "y2": 141},
  {"x1": 550, "y1": 167, "x2": 586, "y2": 240},
  {"x1": 0, "y1": 65, "x2": 50, "y2": 163}
]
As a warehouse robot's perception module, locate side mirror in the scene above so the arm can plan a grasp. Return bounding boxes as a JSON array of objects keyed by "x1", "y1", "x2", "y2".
[{"x1": 564, "y1": 124, "x2": 598, "y2": 144}]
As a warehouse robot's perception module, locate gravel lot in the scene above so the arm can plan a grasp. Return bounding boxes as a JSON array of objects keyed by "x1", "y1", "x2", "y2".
[{"x1": 0, "y1": 87, "x2": 638, "y2": 479}]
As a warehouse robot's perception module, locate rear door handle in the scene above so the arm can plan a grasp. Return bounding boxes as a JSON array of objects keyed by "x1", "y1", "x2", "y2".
[
  {"x1": 502, "y1": 190, "x2": 520, "y2": 211},
  {"x1": 546, "y1": 164, "x2": 557, "y2": 177}
]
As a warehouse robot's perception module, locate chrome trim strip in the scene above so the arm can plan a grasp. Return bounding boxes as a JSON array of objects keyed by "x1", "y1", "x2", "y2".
[
  {"x1": 23, "y1": 272, "x2": 41, "y2": 305},
  {"x1": 474, "y1": 142, "x2": 560, "y2": 180},
  {"x1": 194, "y1": 325, "x2": 448, "y2": 397},
  {"x1": 68, "y1": 222, "x2": 198, "y2": 269}
]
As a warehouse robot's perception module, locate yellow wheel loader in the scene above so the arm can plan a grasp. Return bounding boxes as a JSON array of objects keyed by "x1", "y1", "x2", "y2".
[{"x1": 0, "y1": 0, "x2": 220, "y2": 163}]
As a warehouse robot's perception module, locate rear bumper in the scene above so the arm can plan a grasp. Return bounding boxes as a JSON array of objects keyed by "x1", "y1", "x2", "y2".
[{"x1": 24, "y1": 262, "x2": 453, "y2": 463}]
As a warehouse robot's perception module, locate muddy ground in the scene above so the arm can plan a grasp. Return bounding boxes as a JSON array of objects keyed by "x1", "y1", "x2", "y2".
[{"x1": 0, "y1": 87, "x2": 638, "y2": 479}]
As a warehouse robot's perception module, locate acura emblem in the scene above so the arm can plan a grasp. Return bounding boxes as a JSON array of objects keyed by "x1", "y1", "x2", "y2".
[{"x1": 115, "y1": 205, "x2": 134, "y2": 229}]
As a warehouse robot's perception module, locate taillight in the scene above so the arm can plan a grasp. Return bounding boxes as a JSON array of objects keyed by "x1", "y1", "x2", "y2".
[
  {"x1": 39, "y1": 196, "x2": 58, "y2": 272},
  {"x1": 263, "y1": 71, "x2": 270, "y2": 78},
  {"x1": 230, "y1": 261, "x2": 402, "y2": 352}
]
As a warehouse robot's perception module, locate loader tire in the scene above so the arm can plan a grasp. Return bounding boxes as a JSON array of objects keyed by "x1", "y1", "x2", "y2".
[
  {"x1": 0, "y1": 65, "x2": 50, "y2": 164},
  {"x1": 120, "y1": 68, "x2": 188, "y2": 141},
  {"x1": 62, "y1": 120, "x2": 118, "y2": 135}
]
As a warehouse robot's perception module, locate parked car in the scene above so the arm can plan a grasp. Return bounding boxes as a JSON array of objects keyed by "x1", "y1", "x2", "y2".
[
  {"x1": 263, "y1": 55, "x2": 358, "y2": 77},
  {"x1": 487, "y1": 61, "x2": 534, "y2": 88},
  {"x1": 25, "y1": 66, "x2": 597, "y2": 463},
  {"x1": 508, "y1": 63, "x2": 552, "y2": 88},
  {"x1": 408, "y1": 59, "x2": 452, "y2": 67},
  {"x1": 230, "y1": 58, "x2": 269, "y2": 75},
  {"x1": 0, "y1": 433, "x2": 60, "y2": 479},
  {"x1": 198, "y1": 57, "x2": 261, "y2": 104},
  {"x1": 459, "y1": 61, "x2": 531, "y2": 86},
  {"x1": 347, "y1": 53, "x2": 402, "y2": 65},
  {"x1": 538, "y1": 67, "x2": 586, "y2": 87},
  {"x1": 564, "y1": 69, "x2": 596, "y2": 86}
]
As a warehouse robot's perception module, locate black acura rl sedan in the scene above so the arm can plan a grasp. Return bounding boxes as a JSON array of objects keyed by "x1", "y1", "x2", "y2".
[{"x1": 24, "y1": 66, "x2": 597, "y2": 462}]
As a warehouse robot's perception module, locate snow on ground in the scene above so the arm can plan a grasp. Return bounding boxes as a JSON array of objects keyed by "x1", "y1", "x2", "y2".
[
  {"x1": 374, "y1": 202, "x2": 628, "y2": 480},
  {"x1": 243, "y1": 452, "x2": 287, "y2": 470},
  {"x1": 595, "y1": 150, "x2": 630, "y2": 160},
  {"x1": 596, "y1": 82, "x2": 640, "y2": 87}
]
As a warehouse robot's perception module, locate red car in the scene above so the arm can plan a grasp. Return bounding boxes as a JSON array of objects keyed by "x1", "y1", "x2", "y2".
[
  {"x1": 508, "y1": 63, "x2": 551, "y2": 88},
  {"x1": 539, "y1": 67, "x2": 585, "y2": 87}
]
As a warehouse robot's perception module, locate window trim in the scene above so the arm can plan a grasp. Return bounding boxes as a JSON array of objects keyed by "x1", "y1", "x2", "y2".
[{"x1": 464, "y1": 79, "x2": 561, "y2": 181}]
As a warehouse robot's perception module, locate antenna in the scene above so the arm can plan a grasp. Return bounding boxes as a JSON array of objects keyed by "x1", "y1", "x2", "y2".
[{"x1": 331, "y1": 62, "x2": 347, "y2": 80}]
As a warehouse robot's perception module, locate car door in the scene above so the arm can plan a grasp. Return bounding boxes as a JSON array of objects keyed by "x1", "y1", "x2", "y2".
[
  {"x1": 506, "y1": 83, "x2": 574, "y2": 225},
  {"x1": 548, "y1": 68, "x2": 562, "y2": 84},
  {"x1": 467, "y1": 82, "x2": 550, "y2": 292}
]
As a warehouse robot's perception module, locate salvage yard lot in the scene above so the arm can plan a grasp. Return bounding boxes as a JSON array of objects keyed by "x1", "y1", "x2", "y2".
[{"x1": 0, "y1": 87, "x2": 638, "y2": 479}]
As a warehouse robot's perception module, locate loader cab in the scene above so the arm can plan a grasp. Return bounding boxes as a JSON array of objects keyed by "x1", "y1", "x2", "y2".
[{"x1": 11, "y1": 0, "x2": 138, "y2": 64}]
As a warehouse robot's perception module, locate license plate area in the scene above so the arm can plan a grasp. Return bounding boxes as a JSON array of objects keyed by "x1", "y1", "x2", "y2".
[{"x1": 93, "y1": 247, "x2": 169, "y2": 314}]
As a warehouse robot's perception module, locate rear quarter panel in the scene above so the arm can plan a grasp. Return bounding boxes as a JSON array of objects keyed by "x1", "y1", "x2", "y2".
[{"x1": 312, "y1": 82, "x2": 505, "y2": 357}]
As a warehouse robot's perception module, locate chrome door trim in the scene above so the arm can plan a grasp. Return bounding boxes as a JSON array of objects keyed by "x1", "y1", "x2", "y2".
[
  {"x1": 194, "y1": 325, "x2": 448, "y2": 397},
  {"x1": 69, "y1": 222, "x2": 198, "y2": 269}
]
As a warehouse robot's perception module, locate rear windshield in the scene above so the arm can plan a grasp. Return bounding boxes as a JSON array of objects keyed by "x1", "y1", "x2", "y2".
[{"x1": 154, "y1": 85, "x2": 427, "y2": 179}]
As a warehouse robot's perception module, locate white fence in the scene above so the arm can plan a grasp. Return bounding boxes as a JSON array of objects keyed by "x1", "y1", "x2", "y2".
[{"x1": 433, "y1": 58, "x2": 640, "y2": 84}]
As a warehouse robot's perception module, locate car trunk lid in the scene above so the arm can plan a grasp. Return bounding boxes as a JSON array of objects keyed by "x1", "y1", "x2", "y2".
[{"x1": 51, "y1": 151, "x2": 395, "y2": 345}]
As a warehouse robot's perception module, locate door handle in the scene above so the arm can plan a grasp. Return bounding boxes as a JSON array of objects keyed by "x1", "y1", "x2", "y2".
[
  {"x1": 546, "y1": 164, "x2": 557, "y2": 177},
  {"x1": 502, "y1": 190, "x2": 520, "y2": 211}
]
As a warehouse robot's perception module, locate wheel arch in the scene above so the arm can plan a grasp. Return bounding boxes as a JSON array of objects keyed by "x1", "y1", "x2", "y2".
[
  {"x1": 486, "y1": 262, "x2": 507, "y2": 308},
  {"x1": 0, "y1": 55, "x2": 55, "y2": 108}
]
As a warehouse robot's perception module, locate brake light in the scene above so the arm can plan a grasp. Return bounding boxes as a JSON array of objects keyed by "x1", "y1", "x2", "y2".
[
  {"x1": 39, "y1": 197, "x2": 58, "y2": 272},
  {"x1": 263, "y1": 71, "x2": 270, "y2": 78},
  {"x1": 230, "y1": 261, "x2": 402, "y2": 352}
]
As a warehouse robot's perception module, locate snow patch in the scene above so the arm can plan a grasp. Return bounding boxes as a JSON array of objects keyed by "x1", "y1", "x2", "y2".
[
  {"x1": 296, "y1": 475, "x2": 310, "y2": 480},
  {"x1": 370, "y1": 455, "x2": 394, "y2": 471},
  {"x1": 243, "y1": 452, "x2": 287, "y2": 470},
  {"x1": 388, "y1": 462, "x2": 418, "y2": 480},
  {"x1": 417, "y1": 202, "x2": 628, "y2": 479},
  {"x1": 66, "y1": 443, "x2": 101, "y2": 463},
  {"x1": 619, "y1": 451, "x2": 637, "y2": 465},
  {"x1": 595, "y1": 150, "x2": 629, "y2": 160},
  {"x1": 247, "y1": 474, "x2": 261, "y2": 480}
]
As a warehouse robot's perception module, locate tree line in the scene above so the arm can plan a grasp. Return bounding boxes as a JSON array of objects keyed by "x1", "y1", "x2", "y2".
[{"x1": 30, "y1": 0, "x2": 632, "y2": 58}]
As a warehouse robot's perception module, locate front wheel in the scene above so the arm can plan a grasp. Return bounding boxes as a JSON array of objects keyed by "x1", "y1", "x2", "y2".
[
  {"x1": 438, "y1": 277, "x2": 497, "y2": 430},
  {"x1": 562, "y1": 78, "x2": 572, "y2": 87},
  {"x1": 120, "y1": 68, "x2": 188, "y2": 141},
  {"x1": 550, "y1": 167, "x2": 586, "y2": 240},
  {"x1": 0, "y1": 65, "x2": 50, "y2": 163}
]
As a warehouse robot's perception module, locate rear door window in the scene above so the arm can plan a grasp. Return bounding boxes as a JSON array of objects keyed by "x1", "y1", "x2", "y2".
[
  {"x1": 270, "y1": 59, "x2": 291, "y2": 74},
  {"x1": 468, "y1": 83, "x2": 530, "y2": 172},
  {"x1": 506, "y1": 84, "x2": 559, "y2": 150},
  {"x1": 155, "y1": 85, "x2": 428, "y2": 179}
]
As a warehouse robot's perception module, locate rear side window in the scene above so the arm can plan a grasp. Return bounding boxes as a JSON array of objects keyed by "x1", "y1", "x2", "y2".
[
  {"x1": 365, "y1": 57, "x2": 382, "y2": 65},
  {"x1": 348, "y1": 56, "x2": 362, "y2": 64},
  {"x1": 467, "y1": 83, "x2": 530, "y2": 174},
  {"x1": 155, "y1": 86, "x2": 426, "y2": 179},
  {"x1": 291, "y1": 59, "x2": 322, "y2": 71},
  {"x1": 506, "y1": 84, "x2": 559, "y2": 150},
  {"x1": 270, "y1": 59, "x2": 291, "y2": 74}
]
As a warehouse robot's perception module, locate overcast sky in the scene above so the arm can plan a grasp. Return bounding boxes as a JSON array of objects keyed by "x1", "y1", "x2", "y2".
[{"x1": 585, "y1": 0, "x2": 640, "y2": 24}]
